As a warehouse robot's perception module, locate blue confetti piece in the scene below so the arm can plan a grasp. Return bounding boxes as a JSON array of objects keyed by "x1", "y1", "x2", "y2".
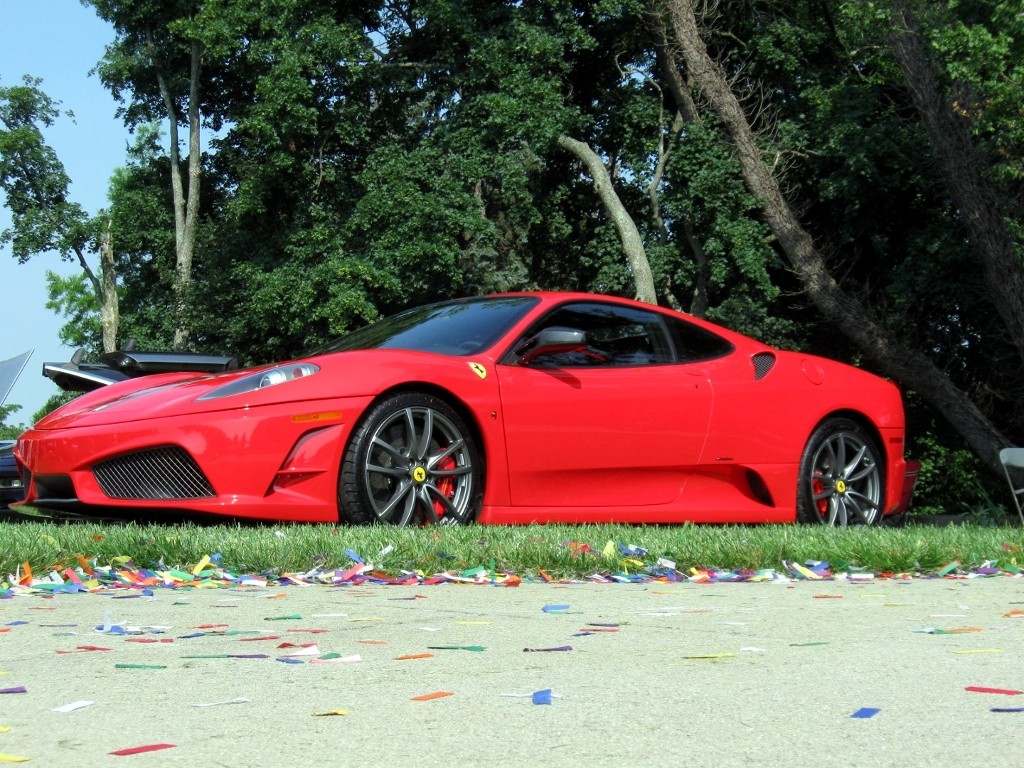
[
  {"x1": 991, "y1": 707, "x2": 1024, "y2": 713},
  {"x1": 276, "y1": 657, "x2": 304, "y2": 664},
  {"x1": 344, "y1": 549, "x2": 364, "y2": 564},
  {"x1": 542, "y1": 604, "x2": 570, "y2": 613},
  {"x1": 532, "y1": 689, "x2": 553, "y2": 705},
  {"x1": 851, "y1": 707, "x2": 880, "y2": 719}
]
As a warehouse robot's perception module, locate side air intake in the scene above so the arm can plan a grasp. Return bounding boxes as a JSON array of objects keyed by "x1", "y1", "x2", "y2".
[
  {"x1": 93, "y1": 446, "x2": 215, "y2": 500},
  {"x1": 752, "y1": 352, "x2": 776, "y2": 380}
]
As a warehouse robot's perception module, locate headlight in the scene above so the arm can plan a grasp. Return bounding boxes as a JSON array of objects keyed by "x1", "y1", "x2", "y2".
[{"x1": 198, "y1": 363, "x2": 319, "y2": 401}]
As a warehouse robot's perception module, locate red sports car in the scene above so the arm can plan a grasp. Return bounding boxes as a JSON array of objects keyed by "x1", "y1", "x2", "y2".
[{"x1": 13, "y1": 293, "x2": 918, "y2": 526}]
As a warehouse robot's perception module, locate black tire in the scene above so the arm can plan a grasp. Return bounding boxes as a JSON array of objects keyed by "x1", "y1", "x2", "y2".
[
  {"x1": 797, "y1": 417, "x2": 885, "y2": 526},
  {"x1": 339, "y1": 392, "x2": 482, "y2": 526}
]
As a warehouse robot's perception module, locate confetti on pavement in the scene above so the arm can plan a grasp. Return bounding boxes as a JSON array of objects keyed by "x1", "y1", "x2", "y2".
[
  {"x1": 108, "y1": 743, "x2": 176, "y2": 756},
  {"x1": 851, "y1": 707, "x2": 881, "y2": 719}
]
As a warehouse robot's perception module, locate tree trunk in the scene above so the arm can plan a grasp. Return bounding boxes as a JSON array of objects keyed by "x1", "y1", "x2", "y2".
[
  {"x1": 150, "y1": 30, "x2": 202, "y2": 351},
  {"x1": 556, "y1": 134, "x2": 658, "y2": 304},
  {"x1": 659, "y1": 0, "x2": 1011, "y2": 473},
  {"x1": 99, "y1": 222, "x2": 119, "y2": 353}
]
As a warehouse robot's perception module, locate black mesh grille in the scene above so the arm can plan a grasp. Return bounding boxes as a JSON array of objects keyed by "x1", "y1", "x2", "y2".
[
  {"x1": 93, "y1": 446, "x2": 215, "y2": 500},
  {"x1": 752, "y1": 352, "x2": 776, "y2": 380}
]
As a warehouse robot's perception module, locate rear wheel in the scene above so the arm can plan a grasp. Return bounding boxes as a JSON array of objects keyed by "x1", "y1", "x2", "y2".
[
  {"x1": 339, "y1": 392, "x2": 481, "y2": 526},
  {"x1": 797, "y1": 418, "x2": 884, "y2": 526}
]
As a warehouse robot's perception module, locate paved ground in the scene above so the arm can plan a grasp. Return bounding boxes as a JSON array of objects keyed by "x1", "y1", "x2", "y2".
[{"x1": 2, "y1": 577, "x2": 1024, "y2": 766}]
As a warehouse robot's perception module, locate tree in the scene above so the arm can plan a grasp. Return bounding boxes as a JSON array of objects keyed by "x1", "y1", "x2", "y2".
[
  {"x1": 89, "y1": 0, "x2": 205, "y2": 350},
  {"x1": 0, "y1": 76, "x2": 120, "y2": 352},
  {"x1": 656, "y1": 0, "x2": 1013, "y2": 473}
]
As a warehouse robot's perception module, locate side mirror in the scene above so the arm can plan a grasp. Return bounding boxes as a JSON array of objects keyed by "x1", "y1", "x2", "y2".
[{"x1": 515, "y1": 327, "x2": 588, "y2": 365}]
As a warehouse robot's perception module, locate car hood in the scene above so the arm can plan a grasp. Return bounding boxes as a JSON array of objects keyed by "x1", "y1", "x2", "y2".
[
  {"x1": 32, "y1": 348, "x2": 471, "y2": 430},
  {"x1": 34, "y1": 355, "x2": 348, "y2": 429}
]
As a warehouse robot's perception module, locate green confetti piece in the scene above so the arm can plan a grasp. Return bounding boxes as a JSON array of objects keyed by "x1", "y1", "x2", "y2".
[
  {"x1": 790, "y1": 642, "x2": 830, "y2": 647},
  {"x1": 459, "y1": 566, "x2": 485, "y2": 578},
  {"x1": 427, "y1": 645, "x2": 486, "y2": 652},
  {"x1": 318, "y1": 652, "x2": 342, "y2": 660},
  {"x1": 265, "y1": 614, "x2": 302, "y2": 621},
  {"x1": 115, "y1": 664, "x2": 167, "y2": 669},
  {"x1": 936, "y1": 561, "x2": 960, "y2": 576}
]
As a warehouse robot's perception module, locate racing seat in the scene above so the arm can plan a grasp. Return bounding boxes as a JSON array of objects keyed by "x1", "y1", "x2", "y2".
[{"x1": 998, "y1": 447, "x2": 1024, "y2": 525}]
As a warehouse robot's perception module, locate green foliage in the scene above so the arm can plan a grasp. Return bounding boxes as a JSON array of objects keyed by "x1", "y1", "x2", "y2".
[
  {"x1": 45, "y1": 271, "x2": 103, "y2": 353},
  {"x1": 0, "y1": 405, "x2": 25, "y2": 439},
  {"x1": 0, "y1": 76, "x2": 91, "y2": 263}
]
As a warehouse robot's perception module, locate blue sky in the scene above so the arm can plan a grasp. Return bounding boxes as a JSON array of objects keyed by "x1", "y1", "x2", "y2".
[{"x1": 1, "y1": 1, "x2": 131, "y2": 421}]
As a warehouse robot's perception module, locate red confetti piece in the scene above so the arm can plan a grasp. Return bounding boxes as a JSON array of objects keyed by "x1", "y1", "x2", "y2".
[
  {"x1": 395, "y1": 653, "x2": 434, "y2": 660},
  {"x1": 965, "y1": 686, "x2": 1022, "y2": 696},
  {"x1": 411, "y1": 691, "x2": 453, "y2": 701},
  {"x1": 109, "y1": 743, "x2": 176, "y2": 756}
]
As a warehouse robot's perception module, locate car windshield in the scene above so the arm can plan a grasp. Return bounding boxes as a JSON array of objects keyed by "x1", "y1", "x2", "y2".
[{"x1": 314, "y1": 295, "x2": 539, "y2": 357}]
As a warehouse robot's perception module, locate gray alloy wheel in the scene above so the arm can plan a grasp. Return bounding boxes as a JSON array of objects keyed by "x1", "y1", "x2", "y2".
[
  {"x1": 340, "y1": 392, "x2": 481, "y2": 526},
  {"x1": 797, "y1": 417, "x2": 884, "y2": 526}
]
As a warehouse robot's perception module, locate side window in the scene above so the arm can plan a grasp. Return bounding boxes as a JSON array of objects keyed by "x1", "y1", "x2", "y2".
[
  {"x1": 664, "y1": 316, "x2": 734, "y2": 362},
  {"x1": 515, "y1": 302, "x2": 674, "y2": 368}
]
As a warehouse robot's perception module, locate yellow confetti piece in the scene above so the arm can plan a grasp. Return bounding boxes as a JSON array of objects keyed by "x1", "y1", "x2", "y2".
[
  {"x1": 314, "y1": 709, "x2": 350, "y2": 717},
  {"x1": 191, "y1": 555, "x2": 211, "y2": 575},
  {"x1": 0, "y1": 755, "x2": 31, "y2": 763},
  {"x1": 954, "y1": 649, "x2": 1002, "y2": 654},
  {"x1": 790, "y1": 563, "x2": 821, "y2": 580},
  {"x1": 0, "y1": 726, "x2": 10, "y2": 733},
  {"x1": 348, "y1": 617, "x2": 385, "y2": 623},
  {"x1": 602, "y1": 540, "x2": 616, "y2": 558}
]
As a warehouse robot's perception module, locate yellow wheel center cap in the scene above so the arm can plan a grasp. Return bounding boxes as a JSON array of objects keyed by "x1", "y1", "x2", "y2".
[
  {"x1": 412, "y1": 466, "x2": 427, "y2": 483},
  {"x1": 834, "y1": 479, "x2": 847, "y2": 494}
]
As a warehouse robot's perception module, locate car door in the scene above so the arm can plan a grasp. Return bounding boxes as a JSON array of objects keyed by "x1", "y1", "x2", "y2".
[{"x1": 494, "y1": 301, "x2": 715, "y2": 508}]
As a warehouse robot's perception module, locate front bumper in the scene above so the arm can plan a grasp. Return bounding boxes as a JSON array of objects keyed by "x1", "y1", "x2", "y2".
[{"x1": 14, "y1": 396, "x2": 372, "y2": 522}]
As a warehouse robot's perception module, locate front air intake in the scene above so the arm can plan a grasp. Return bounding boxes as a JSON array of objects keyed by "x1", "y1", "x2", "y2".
[
  {"x1": 93, "y1": 446, "x2": 215, "y2": 500},
  {"x1": 752, "y1": 352, "x2": 776, "y2": 380}
]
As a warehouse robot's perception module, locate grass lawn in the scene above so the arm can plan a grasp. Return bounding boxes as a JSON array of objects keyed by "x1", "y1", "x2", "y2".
[{"x1": 3, "y1": 516, "x2": 1024, "y2": 582}]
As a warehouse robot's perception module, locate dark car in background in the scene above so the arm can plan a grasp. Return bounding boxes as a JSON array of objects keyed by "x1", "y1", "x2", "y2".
[{"x1": 0, "y1": 440, "x2": 26, "y2": 509}]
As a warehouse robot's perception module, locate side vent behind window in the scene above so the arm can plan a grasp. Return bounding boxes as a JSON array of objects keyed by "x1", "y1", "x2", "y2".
[{"x1": 752, "y1": 352, "x2": 776, "y2": 380}]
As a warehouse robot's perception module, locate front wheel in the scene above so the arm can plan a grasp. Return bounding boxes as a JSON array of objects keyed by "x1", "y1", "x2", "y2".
[
  {"x1": 797, "y1": 418, "x2": 884, "y2": 526},
  {"x1": 339, "y1": 393, "x2": 482, "y2": 526}
]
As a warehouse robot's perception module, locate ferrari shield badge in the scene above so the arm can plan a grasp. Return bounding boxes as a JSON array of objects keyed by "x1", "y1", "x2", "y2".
[{"x1": 469, "y1": 362, "x2": 487, "y2": 380}]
